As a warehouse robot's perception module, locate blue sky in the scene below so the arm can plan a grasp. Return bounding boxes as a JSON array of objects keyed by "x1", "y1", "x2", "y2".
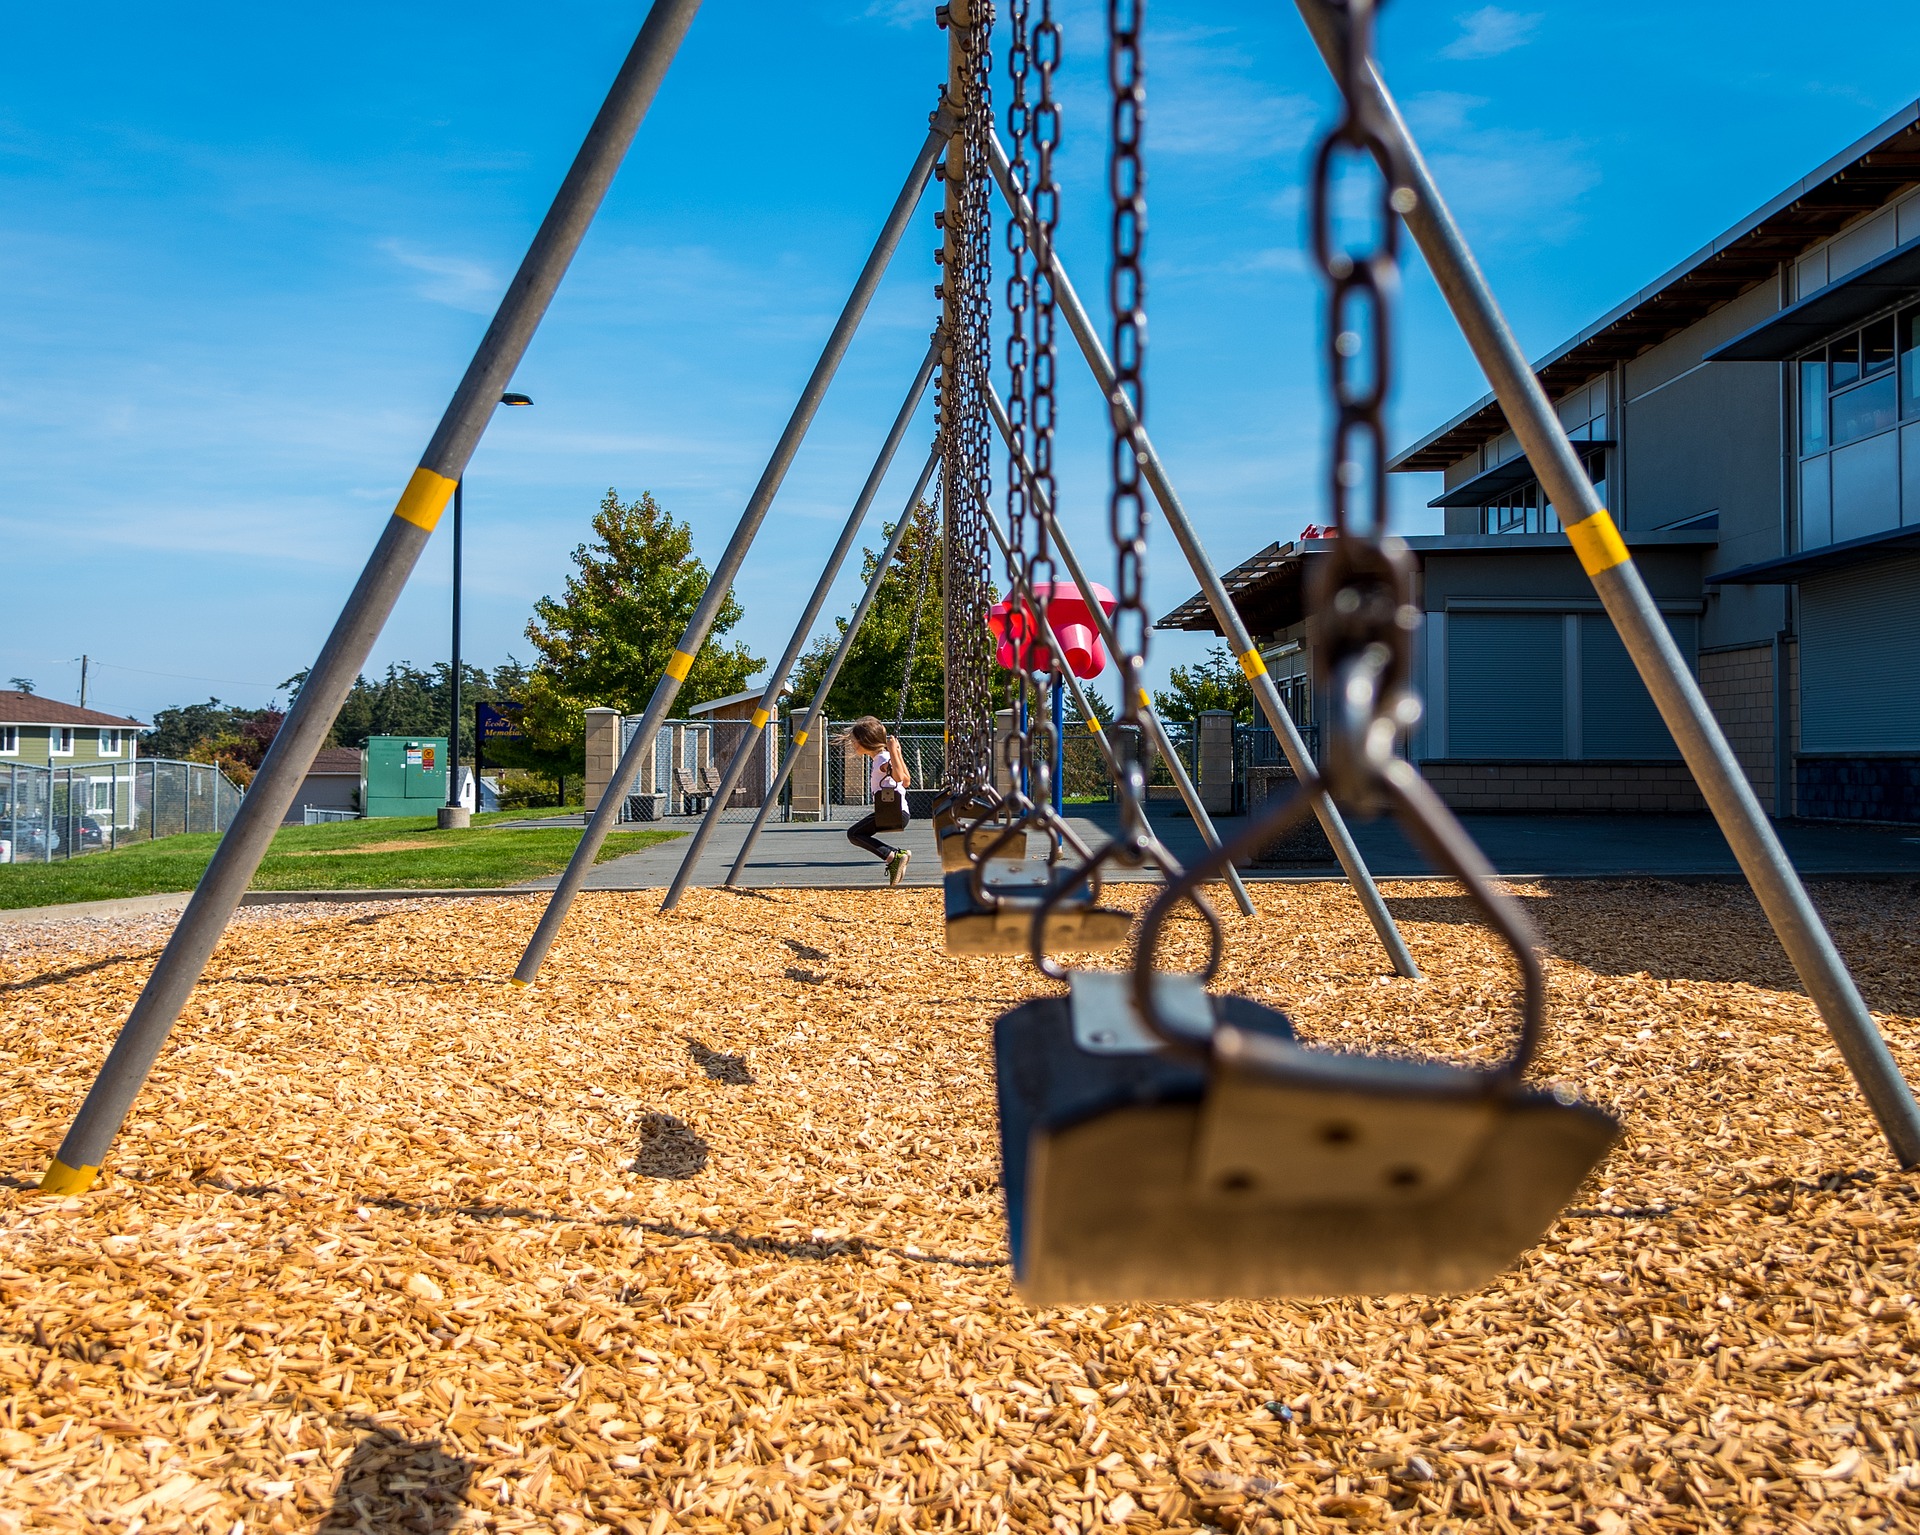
[{"x1": 5, "y1": 2, "x2": 1919, "y2": 724}]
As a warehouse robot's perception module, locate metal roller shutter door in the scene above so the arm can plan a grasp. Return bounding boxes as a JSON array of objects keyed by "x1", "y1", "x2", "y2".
[{"x1": 1447, "y1": 612, "x2": 1564, "y2": 758}]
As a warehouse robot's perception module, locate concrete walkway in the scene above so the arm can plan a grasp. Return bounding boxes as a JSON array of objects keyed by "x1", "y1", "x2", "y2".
[{"x1": 517, "y1": 803, "x2": 1920, "y2": 891}]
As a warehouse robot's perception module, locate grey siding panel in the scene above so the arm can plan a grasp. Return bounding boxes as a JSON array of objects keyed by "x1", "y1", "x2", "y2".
[
  {"x1": 1581, "y1": 613, "x2": 1696, "y2": 759},
  {"x1": 1801, "y1": 555, "x2": 1920, "y2": 753},
  {"x1": 1448, "y1": 613, "x2": 1564, "y2": 758}
]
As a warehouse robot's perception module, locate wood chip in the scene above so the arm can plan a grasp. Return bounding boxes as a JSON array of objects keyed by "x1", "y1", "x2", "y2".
[{"x1": 1, "y1": 880, "x2": 1918, "y2": 1531}]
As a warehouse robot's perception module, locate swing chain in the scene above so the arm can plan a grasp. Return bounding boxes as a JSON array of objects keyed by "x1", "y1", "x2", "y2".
[
  {"x1": 1107, "y1": 0, "x2": 1150, "y2": 845},
  {"x1": 1306, "y1": 0, "x2": 1423, "y2": 804}
]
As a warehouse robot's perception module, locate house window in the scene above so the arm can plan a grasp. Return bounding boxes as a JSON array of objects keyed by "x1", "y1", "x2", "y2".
[
  {"x1": 97, "y1": 729, "x2": 121, "y2": 757},
  {"x1": 89, "y1": 778, "x2": 115, "y2": 813},
  {"x1": 1797, "y1": 302, "x2": 1919, "y2": 550},
  {"x1": 0, "y1": 727, "x2": 16, "y2": 756},
  {"x1": 50, "y1": 728, "x2": 74, "y2": 757}
]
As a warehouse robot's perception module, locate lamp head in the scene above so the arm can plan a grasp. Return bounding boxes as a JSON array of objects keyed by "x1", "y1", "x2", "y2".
[{"x1": 500, "y1": 392, "x2": 533, "y2": 407}]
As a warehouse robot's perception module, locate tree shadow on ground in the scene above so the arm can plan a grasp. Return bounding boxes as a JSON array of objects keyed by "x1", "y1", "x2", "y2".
[
  {"x1": 320, "y1": 1426, "x2": 477, "y2": 1533},
  {"x1": 1382, "y1": 880, "x2": 1920, "y2": 1014}
]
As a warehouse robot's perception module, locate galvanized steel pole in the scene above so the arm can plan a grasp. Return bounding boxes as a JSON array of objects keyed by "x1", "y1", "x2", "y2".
[
  {"x1": 41, "y1": 0, "x2": 706, "y2": 1195},
  {"x1": 515, "y1": 113, "x2": 954, "y2": 982},
  {"x1": 660, "y1": 337, "x2": 941, "y2": 909},
  {"x1": 986, "y1": 137, "x2": 1413, "y2": 972},
  {"x1": 982, "y1": 383, "x2": 1257, "y2": 918},
  {"x1": 726, "y1": 454, "x2": 942, "y2": 886},
  {"x1": 1293, "y1": 0, "x2": 1920, "y2": 1165}
]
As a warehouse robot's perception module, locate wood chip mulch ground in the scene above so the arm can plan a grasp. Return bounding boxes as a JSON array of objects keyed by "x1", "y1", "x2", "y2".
[{"x1": 2, "y1": 878, "x2": 1918, "y2": 1533}]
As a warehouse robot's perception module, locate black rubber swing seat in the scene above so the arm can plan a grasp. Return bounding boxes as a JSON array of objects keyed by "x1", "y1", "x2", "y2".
[
  {"x1": 937, "y1": 819, "x2": 1029, "y2": 873},
  {"x1": 993, "y1": 971, "x2": 1619, "y2": 1304},
  {"x1": 930, "y1": 788, "x2": 1029, "y2": 873},
  {"x1": 943, "y1": 869, "x2": 1133, "y2": 956}
]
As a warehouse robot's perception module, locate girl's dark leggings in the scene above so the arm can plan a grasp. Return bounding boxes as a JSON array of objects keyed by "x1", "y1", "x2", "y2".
[{"x1": 846, "y1": 813, "x2": 897, "y2": 862}]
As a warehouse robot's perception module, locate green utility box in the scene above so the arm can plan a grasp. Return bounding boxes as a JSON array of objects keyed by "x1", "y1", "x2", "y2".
[{"x1": 363, "y1": 735, "x2": 449, "y2": 818}]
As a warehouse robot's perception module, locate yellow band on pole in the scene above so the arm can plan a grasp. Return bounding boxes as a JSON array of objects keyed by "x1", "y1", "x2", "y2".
[
  {"x1": 1239, "y1": 648, "x2": 1268, "y2": 680},
  {"x1": 391, "y1": 466, "x2": 458, "y2": 532},
  {"x1": 795, "y1": 729, "x2": 809, "y2": 748},
  {"x1": 750, "y1": 708, "x2": 770, "y2": 731},
  {"x1": 1565, "y1": 508, "x2": 1630, "y2": 577},
  {"x1": 509, "y1": 979, "x2": 529, "y2": 989},
  {"x1": 664, "y1": 649, "x2": 695, "y2": 682},
  {"x1": 1086, "y1": 719, "x2": 1103, "y2": 734},
  {"x1": 40, "y1": 1158, "x2": 99, "y2": 1195}
]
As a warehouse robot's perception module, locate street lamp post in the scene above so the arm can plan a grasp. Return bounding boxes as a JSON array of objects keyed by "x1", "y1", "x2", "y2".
[{"x1": 440, "y1": 391, "x2": 533, "y2": 830}]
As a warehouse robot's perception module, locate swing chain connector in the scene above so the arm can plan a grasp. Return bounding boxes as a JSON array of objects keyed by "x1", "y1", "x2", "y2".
[{"x1": 1305, "y1": 0, "x2": 1421, "y2": 812}]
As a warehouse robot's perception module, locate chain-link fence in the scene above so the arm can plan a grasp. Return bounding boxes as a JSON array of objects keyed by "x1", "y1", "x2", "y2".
[
  {"x1": 612, "y1": 718, "x2": 955, "y2": 824},
  {"x1": 1, "y1": 758, "x2": 245, "y2": 864}
]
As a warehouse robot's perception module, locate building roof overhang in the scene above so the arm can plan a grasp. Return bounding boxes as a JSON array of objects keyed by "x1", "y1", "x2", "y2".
[
  {"x1": 1708, "y1": 521, "x2": 1920, "y2": 584},
  {"x1": 687, "y1": 684, "x2": 792, "y2": 717},
  {"x1": 1708, "y1": 235, "x2": 1920, "y2": 361},
  {"x1": 1388, "y1": 102, "x2": 1920, "y2": 474},
  {"x1": 1157, "y1": 531, "x2": 1719, "y2": 636}
]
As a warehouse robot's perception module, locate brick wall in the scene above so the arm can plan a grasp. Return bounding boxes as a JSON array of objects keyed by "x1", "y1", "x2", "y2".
[
  {"x1": 1699, "y1": 643, "x2": 1775, "y2": 806},
  {"x1": 1422, "y1": 760, "x2": 1705, "y2": 813}
]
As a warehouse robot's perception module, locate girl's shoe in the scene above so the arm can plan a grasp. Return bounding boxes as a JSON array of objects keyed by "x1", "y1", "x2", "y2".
[{"x1": 886, "y1": 849, "x2": 911, "y2": 886}]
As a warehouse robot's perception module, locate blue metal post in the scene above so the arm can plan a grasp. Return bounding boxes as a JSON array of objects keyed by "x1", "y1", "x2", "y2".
[{"x1": 1051, "y1": 674, "x2": 1065, "y2": 814}]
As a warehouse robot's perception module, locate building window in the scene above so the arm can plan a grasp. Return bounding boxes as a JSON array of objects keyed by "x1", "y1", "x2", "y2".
[
  {"x1": 0, "y1": 726, "x2": 15, "y2": 755},
  {"x1": 1476, "y1": 449, "x2": 1607, "y2": 536},
  {"x1": 97, "y1": 728, "x2": 121, "y2": 757},
  {"x1": 1797, "y1": 302, "x2": 1919, "y2": 550},
  {"x1": 89, "y1": 778, "x2": 115, "y2": 813},
  {"x1": 50, "y1": 727, "x2": 74, "y2": 757}
]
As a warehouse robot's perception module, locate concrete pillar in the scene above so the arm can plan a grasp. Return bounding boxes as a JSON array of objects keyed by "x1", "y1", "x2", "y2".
[
  {"x1": 583, "y1": 708, "x2": 619, "y2": 812},
  {"x1": 1198, "y1": 709, "x2": 1235, "y2": 816}
]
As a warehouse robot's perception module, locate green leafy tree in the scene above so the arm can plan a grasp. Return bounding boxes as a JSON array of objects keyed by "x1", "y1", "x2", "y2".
[
  {"x1": 790, "y1": 502, "x2": 946, "y2": 721},
  {"x1": 1153, "y1": 645, "x2": 1256, "y2": 724},
  {"x1": 519, "y1": 489, "x2": 761, "y2": 771}
]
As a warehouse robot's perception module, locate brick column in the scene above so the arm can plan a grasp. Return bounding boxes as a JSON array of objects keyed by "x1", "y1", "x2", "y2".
[{"x1": 582, "y1": 708, "x2": 619, "y2": 812}]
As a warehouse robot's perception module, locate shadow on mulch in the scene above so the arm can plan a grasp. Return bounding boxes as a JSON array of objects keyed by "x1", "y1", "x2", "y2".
[
  {"x1": 320, "y1": 1427, "x2": 477, "y2": 1533},
  {"x1": 686, "y1": 1039, "x2": 754, "y2": 1085},
  {"x1": 632, "y1": 1113, "x2": 709, "y2": 1179}
]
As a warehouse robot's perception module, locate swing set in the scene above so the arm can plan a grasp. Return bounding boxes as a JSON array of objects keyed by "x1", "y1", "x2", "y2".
[{"x1": 40, "y1": 0, "x2": 1920, "y2": 1311}]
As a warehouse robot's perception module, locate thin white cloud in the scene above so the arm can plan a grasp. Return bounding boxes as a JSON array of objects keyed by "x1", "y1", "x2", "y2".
[
  {"x1": 1440, "y1": 6, "x2": 1542, "y2": 61},
  {"x1": 859, "y1": 0, "x2": 923, "y2": 28},
  {"x1": 378, "y1": 239, "x2": 501, "y2": 314},
  {"x1": 1403, "y1": 91, "x2": 1596, "y2": 246}
]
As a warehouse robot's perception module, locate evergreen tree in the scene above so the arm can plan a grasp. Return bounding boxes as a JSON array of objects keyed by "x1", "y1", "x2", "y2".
[
  {"x1": 1153, "y1": 644, "x2": 1256, "y2": 723},
  {"x1": 285, "y1": 660, "x2": 533, "y2": 759},
  {"x1": 519, "y1": 489, "x2": 761, "y2": 769},
  {"x1": 790, "y1": 501, "x2": 946, "y2": 721}
]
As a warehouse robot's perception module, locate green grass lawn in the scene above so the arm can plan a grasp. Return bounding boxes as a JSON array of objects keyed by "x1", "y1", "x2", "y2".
[{"x1": 0, "y1": 809, "x2": 682, "y2": 910}]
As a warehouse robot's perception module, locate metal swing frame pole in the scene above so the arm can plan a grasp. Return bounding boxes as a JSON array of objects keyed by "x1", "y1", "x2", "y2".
[
  {"x1": 660, "y1": 337, "x2": 941, "y2": 909},
  {"x1": 1293, "y1": 2, "x2": 1920, "y2": 1164},
  {"x1": 982, "y1": 383, "x2": 1257, "y2": 918},
  {"x1": 725, "y1": 454, "x2": 942, "y2": 886},
  {"x1": 985, "y1": 132, "x2": 1417, "y2": 978},
  {"x1": 38, "y1": 0, "x2": 705, "y2": 1195},
  {"x1": 513, "y1": 111, "x2": 955, "y2": 982}
]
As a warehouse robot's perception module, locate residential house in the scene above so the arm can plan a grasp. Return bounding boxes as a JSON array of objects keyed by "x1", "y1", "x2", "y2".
[{"x1": 0, "y1": 690, "x2": 144, "y2": 769}]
